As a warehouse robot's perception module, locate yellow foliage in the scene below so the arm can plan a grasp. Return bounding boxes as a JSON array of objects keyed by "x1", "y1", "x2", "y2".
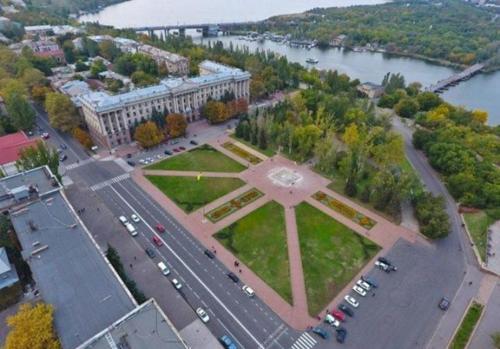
[
  {"x1": 471, "y1": 109, "x2": 488, "y2": 124},
  {"x1": 134, "y1": 121, "x2": 163, "y2": 149},
  {"x1": 5, "y1": 303, "x2": 61, "y2": 349},
  {"x1": 343, "y1": 123, "x2": 360, "y2": 147}
]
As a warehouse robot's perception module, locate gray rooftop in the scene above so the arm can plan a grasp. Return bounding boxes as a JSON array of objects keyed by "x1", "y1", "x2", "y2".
[
  {"x1": 77, "y1": 299, "x2": 188, "y2": 349},
  {"x1": 9, "y1": 190, "x2": 135, "y2": 349}
]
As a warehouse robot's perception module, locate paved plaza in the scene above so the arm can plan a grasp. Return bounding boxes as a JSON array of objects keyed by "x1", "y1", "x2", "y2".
[{"x1": 132, "y1": 134, "x2": 424, "y2": 329}]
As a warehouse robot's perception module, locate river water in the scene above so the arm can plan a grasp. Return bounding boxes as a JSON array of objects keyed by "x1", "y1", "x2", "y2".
[{"x1": 81, "y1": 0, "x2": 499, "y2": 125}]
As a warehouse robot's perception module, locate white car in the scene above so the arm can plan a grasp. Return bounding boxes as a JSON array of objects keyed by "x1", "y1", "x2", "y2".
[
  {"x1": 357, "y1": 279, "x2": 371, "y2": 291},
  {"x1": 130, "y1": 214, "x2": 140, "y2": 223},
  {"x1": 344, "y1": 295, "x2": 359, "y2": 308},
  {"x1": 171, "y1": 278, "x2": 182, "y2": 290},
  {"x1": 242, "y1": 285, "x2": 255, "y2": 297},
  {"x1": 196, "y1": 307, "x2": 210, "y2": 323},
  {"x1": 353, "y1": 285, "x2": 367, "y2": 297},
  {"x1": 375, "y1": 260, "x2": 390, "y2": 271},
  {"x1": 139, "y1": 159, "x2": 146, "y2": 164},
  {"x1": 324, "y1": 314, "x2": 340, "y2": 328},
  {"x1": 118, "y1": 216, "x2": 128, "y2": 225}
]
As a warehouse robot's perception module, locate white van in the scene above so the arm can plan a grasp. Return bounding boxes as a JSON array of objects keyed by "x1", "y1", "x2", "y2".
[
  {"x1": 157, "y1": 262, "x2": 170, "y2": 276},
  {"x1": 125, "y1": 223, "x2": 138, "y2": 237},
  {"x1": 119, "y1": 216, "x2": 128, "y2": 225}
]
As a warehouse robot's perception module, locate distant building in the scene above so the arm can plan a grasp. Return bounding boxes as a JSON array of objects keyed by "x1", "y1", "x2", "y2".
[
  {"x1": 357, "y1": 82, "x2": 385, "y2": 99},
  {"x1": 87, "y1": 35, "x2": 114, "y2": 44},
  {"x1": 23, "y1": 24, "x2": 53, "y2": 38},
  {"x1": 78, "y1": 60, "x2": 250, "y2": 148},
  {"x1": 76, "y1": 298, "x2": 188, "y2": 349},
  {"x1": 0, "y1": 247, "x2": 19, "y2": 291},
  {"x1": 330, "y1": 34, "x2": 347, "y2": 47},
  {"x1": 28, "y1": 40, "x2": 65, "y2": 64},
  {"x1": 0, "y1": 131, "x2": 40, "y2": 176},
  {"x1": 113, "y1": 37, "x2": 139, "y2": 53},
  {"x1": 57, "y1": 80, "x2": 92, "y2": 108},
  {"x1": 137, "y1": 44, "x2": 189, "y2": 76}
]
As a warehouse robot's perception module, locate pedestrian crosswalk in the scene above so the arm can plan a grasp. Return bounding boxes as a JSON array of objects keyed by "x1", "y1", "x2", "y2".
[
  {"x1": 291, "y1": 332, "x2": 317, "y2": 349},
  {"x1": 65, "y1": 158, "x2": 95, "y2": 171},
  {"x1": 90, "y1": 173, "x2": 130, "y2": 191}
]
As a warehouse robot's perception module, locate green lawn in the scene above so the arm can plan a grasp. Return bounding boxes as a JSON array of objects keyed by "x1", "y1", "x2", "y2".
[
  {"x1": 295, "y1": 202, "x2": 381, "y2": 316},
  {"x1": 214, "y1": 201, "x2": 292, "y2": 304},
  {"x1": 450, "y1": 302, "x2": 483, "y2": 349},
  {"x1": 464, "y1": 210, "x2": 498, "y2": 262},
  {"x1": 146, "y1": 144, "x2": 246, "y2": 172},
  {"x1": 146, "y1": 176, "x2": 246, "y2": 213}
]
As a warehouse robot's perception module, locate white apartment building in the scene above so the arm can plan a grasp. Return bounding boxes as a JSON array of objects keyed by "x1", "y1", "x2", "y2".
[
  {"x1": 137, "y1": 44, "x2": 189, "y2": 76},
  {"x1": 78, "y1": 60, "x2": 250, "y2": 148}
]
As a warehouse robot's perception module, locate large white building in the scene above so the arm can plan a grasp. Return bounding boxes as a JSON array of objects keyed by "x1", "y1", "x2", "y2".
[{"x1": 78, "y1": 60, "x2": 250, "y2": 148}]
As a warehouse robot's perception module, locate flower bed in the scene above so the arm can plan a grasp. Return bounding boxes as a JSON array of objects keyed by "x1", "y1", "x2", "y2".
[
  {"x1": 312, "y1": 191, "x2": 376, "y2": 229},
  {"x1": 222, "y1": 142, "x2": 262, "y2": 165},
  {"x1": 206, "y1": 188, "x2": 264, "y2": 222}
]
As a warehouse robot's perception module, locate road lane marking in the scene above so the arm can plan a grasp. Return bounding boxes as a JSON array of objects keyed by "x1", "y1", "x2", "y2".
[{"x1": 109, "y1": 185, "x2": 265, "y2": 349}]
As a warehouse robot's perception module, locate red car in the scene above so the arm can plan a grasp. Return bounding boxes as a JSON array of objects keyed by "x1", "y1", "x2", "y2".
[
  {"x1": 332, "y1": 309, "x2": 346, "y2": 322},
  {"x1": 173, "y1": 148, "x2": 180, "y2": 152},
  {"x1": 152, "y1": 235, "x2": 163, "y2": 247},
  {"x1": 155, "y1": 224, "x2": 165, "y2": 233},
  {"x1": 179, "y1": 146, "x2": 186, "y2": 151}
]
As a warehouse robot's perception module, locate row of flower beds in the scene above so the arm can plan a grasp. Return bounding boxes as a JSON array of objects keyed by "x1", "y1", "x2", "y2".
[
  {"x1": 312, "y1": 191, "x2": 376, "y2": 229},
  {"x1": 206, "y1": 188, "x2": 264, "y2": 223},
  {"x1": 222, "y1": 142, "x2": 262, "y2": 165}
]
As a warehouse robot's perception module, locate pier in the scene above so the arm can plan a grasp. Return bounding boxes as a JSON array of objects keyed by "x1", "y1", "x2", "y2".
[{"x1": 426, "y1": 63, "x2": 485, "y2": 93}]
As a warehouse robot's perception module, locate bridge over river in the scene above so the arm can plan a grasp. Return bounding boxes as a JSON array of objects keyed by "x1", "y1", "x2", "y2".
[{"x1": 426, "y1": 63, "x2": 485, "y2": 93}]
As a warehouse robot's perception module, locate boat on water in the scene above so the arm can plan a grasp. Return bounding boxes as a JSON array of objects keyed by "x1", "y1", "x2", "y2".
[{"x1": 306, "y1": 58, "x2": 319, "y2": 64}]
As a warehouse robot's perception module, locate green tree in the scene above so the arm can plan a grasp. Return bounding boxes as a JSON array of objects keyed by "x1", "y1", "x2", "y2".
[
  {"x1": 416, "y1": 92, "x2": 442, "y2": 111},
  {"x1": 492, "y1": 332, "x2": 500, "y2": 349},
  {"x1": 15, "y1": 140, "x2": 59, "y2": 179},
  {"x1": 395, "y1": 97, "x2": 419, "y2": 118},
  {"x1": 4, "y1": 91, "x2": 35, "y2": 130},
  {"x1": 45, "y1": 92, "x2": 79, "y2": 132},
  {"x1": 90, "y1": 59, "x2": 107, "y2": 78}
]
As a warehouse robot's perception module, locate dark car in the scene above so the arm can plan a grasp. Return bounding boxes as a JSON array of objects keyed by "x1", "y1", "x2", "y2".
[
  {"x1": 338, "y1": 304, "x2": 354, "y2": 317},
  {"x1": 361, "y1": 275, "x2": 379, "y2": 288},
  {"x1": 179, "y1": 146, "x2": 186, "y2": 151},
  {"x1": 127, "y1": 160, "x2": 136, "y2": 167},
  {"x1": 173, "y1": 148, "x2": 180, "y2": 152},
  {"x1": 145, "y1": 247, "x2": 156, "y2": 259},
  {"x1": 219, "y1": 335, "x2": 237, "y2": 349},
  {"x1": 190, "y1": 140, "x2": 198, "y2": 145},
  {"x1": 204, "y1": 249, "x2": 215, "y2": 259},
  {"x1": 164, "y1": 150, "x2": 173, "y2": 155},
  {"x1": 312, "y1": 327, "x2": 329, "y2": 339},
  {"x1": 60, "y1": 144, "x2": 68, "y2": 150},
  {"x1": 126, "y1": 153, "x2": 132, "y2": 158},
  {"x1": 439, "y1": 297, "x2": 450, "y2": 311},
  {"x1": 378, "y1": 257, "x2": 393, "y2": 266},
  {"x1": 336, "y1": 327, "x2": 347, "y2": 343},
  {"x1": 227, "y1": 272, "x2": 239, "y2": 283},
  {"x1": 59, "y1": 154, "x2": 67, "y2": 162}
]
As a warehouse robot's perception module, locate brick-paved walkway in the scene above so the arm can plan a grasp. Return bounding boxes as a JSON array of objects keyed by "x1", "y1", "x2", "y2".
[{"x1": 131, "y1": 133, "x2": 425, "y2": 330}]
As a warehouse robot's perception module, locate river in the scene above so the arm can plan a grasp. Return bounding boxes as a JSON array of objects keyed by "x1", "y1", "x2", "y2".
[{"x1": 81, "y1": 0, "x2": 499, "y2": 125}]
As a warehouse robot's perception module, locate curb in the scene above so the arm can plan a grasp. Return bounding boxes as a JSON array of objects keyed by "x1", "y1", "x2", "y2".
[{"x1": 446, "y1": 299, "x2": 484, "y2": 349}]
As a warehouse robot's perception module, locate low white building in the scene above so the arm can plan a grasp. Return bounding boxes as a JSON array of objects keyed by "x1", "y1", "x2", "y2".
[{"x1": 78, "y1": 60, "x2": 250, "y2": 148}]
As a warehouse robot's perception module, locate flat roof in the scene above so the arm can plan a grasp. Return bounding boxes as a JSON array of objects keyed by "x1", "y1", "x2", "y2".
[
  {"x1": 9, "y1": 191, "x2": 135, "y2": 349},
  {"x1": 77, "y1": 299, "x2": 188, "y2": 349}
]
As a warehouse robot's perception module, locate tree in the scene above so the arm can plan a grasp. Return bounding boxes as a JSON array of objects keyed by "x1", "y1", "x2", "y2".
[
  {"x1": 98, "y1": 40, "x2": 120, "y2": 61},
  {"x1": 72, "y1": 127, "x2": 94, "y2": 149},
  {"x1": 414, "y1": 192, "x2": 450, "y2": 239},
  {"x1": 45, "y1": 92, "x2": 79, "y2": 132},
  {"x1": 4, "y1": 303, "x2": 60, "y2": 349},
  {"x1": 492, "y1": 331, "x2": 500, "y2": 349},
  {"x1": 471, "y1": 109, "x2": 488, "y2": 124},
  {"x1": 134, "y1": 121, "x2": 163, "y2": 148},
  {"x1": 166, "y1": 113, "x2": 187, "y2": 138},
  {"x1": 4, "y1": 91, "x2": 35, "y2": 130},
  {"x1": 203, "y1": 100, "x2": 229, "y2": 124},
  {"x1": 16, "y1": 141, "x2": 60, "y2": 179},
  {"x1": 20, "y1": 68, "x2": 45, "y2": 92},
  {"x1": 131, "y1": 71, "x2": 158, "y2": 87},
  {"x1": 416, "y1": 92, "x2": 442, "y2": 111},
  {"x1": 90, "y1": 59, "x2": 107, "y2": 78},
  {"x1": 258, "y1": 126, "x2": 267, "y2": 150},
  {"x1": 31, "y1": 86, "x2": 51, "y2": 103},
  {"x1": 395, "y1": 97, "x2": 419, "y2": 118}
]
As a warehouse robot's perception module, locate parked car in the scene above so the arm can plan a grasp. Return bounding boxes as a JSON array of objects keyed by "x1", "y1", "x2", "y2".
[
  {"x1": 439, "y1": 297, "x2": 450, "y2": 311},
  {"x1": 242, "y1": 285, "x2": 255, "y2": 297},
  {"x1": 312, "y1": 327, "x2": 329, "y2": 339},
  {"x1": 338, "y1": 304, "x2": 354, "y2": 317},
  {"x1": 60, "y1": 144, "x2": 67, "y2": 150},
  {"x1": 361, "y1": 275, "x2": 378, "y2": 288},
  {"x1": 155, "y1": 224, "x2": 165, "y2": 233},
  {"x1": 173, "y1": 148, "x2": 180, "y2": 152},
  {"x1": 126, "y1": 153, "x2": 132, "y2": 158},
  {"x1": 219, "y1": 335, "x2": 237, "y2": 349},
  {"x1": 131, "y1": 214, "x2": 140, "y2": 223},
  {"x1": 204, "y1": 249, "x2": 215, "y2": 259},
  {"x1": 190, "y1": 140, "x2": 198, "y2": 145},
  {"x1": 152, "y1": 235, "x2": 163, "y2": 247},
  {"x1": 344, "y1": 295, "x2": 359, "y2": 308},
  {"x1": 179, "y1": 146, "x2": 186, "y2": 151},
  {"x1": 352, "y1": 285, "x2": 367, "y2": 297},
  {"x1": 171, "y1": 278, "x2": 182, "y2": 290},
  {"x1": 145, "y1": 247, "x2": 156, "y2": 258},
  {"x1": 336, "y1": 327, "x2": 347, "y2": 343},
  {"x1": 375, "y1": 260, "x2": 391, "y2": 273},
  {"x1": 227, "y1": 272, "x2": 239, "y2": 283},
  {"x1": 127, "y1": 160, "x2": 136, "y2": 167},
  {"x1": 164, "y1": 150, "x2": 173, "y2": 155},
  {"x1": 356, "y1": 279, "x2": 371, "y2": 291},
  {"x1": 59, "y1": 154, "x2": 67, "y2": 162},
  {"x1": 378, "y1": 257, "x2": 393, "y2": 265},
  {"x1": 196, "y1": 307, "x2": 210, "y2": 323},
  {"x1": 324, "y1": 314, "x2": 340, "y2": 328},
  {"x1": 331, "y1": 309, "x2": 346, "y2": 322},
  {"x1": 41, "y1": 132, "x2": 50, "y2": 139},
  {"x1": 118, "y1": 216, "x2": 128, "y2": 225}
]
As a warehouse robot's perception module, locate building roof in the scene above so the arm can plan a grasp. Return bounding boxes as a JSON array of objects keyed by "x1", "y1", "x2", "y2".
[
  {"x1": 24, "y1": 24, "x2": 52, "y2": 32},
  {"x1": 0, "y1": 247, "x2": 11, "y2": 275},
  {"x1": 0, "y1": 131, "x2": 40, "y2": 166},
  {"x1": 78, "y1": 60, "x2": 250, "y2": 113},
  {"x1": 77, "y1": 299, "x2": 188, "y2": 349},
  {"x1": 9, "y1": 176, "x2": 135, "y2": 349},
  {"x1": 0, "y1": 247, "x2": 19, "y2": 290},
  {"x1": 138, "y1": 44, "x2": 187, "y2": 63}
]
